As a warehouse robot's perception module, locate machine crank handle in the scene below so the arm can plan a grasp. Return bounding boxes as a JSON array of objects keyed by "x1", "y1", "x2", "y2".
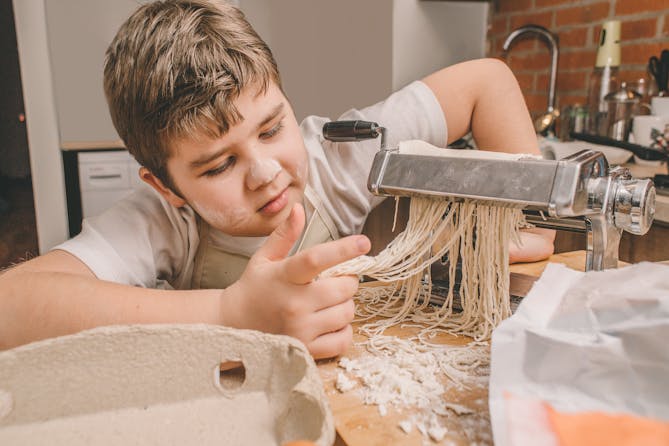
[
  {"x1": 322, "y1": 120, "x2": 380, "y2": 141},
  {"x1": 322, "y1": 120, "x2": 389, "y2": 150}
]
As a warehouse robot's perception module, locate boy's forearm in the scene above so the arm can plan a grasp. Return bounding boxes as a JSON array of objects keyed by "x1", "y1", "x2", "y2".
[{"x1": 0, "y1": 266, "x2": 223, "y2": 350}]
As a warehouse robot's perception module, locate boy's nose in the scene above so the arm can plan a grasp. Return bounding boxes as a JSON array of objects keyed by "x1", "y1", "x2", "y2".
[{"x1": 246, "y1": 158, "x2": 282, "y2": 190}]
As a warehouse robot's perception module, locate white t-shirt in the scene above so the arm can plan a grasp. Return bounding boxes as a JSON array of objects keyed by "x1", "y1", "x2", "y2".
[{"x1": 55, "y1": 81, "x2": 447, "y2": 289}]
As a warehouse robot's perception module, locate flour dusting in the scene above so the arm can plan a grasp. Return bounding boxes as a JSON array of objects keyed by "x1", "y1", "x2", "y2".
[{"x1": 335, "y1": 336, "x2": 492, "y2": 445}]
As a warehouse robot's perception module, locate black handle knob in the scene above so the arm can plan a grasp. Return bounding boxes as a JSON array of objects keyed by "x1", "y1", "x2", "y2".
[{"x1": 322, "y1": 120, "x2": 381, "y2": 142}]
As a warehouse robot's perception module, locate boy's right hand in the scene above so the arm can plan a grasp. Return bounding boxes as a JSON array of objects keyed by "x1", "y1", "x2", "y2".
[{"x1": 221, "y1": 203, "x2": 370, "y2": 359}]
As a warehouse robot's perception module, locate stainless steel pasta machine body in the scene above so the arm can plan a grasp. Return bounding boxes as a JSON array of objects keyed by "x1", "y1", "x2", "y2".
[{"x1": 323, "y1": 121, "x2": 656, "y2": 271}]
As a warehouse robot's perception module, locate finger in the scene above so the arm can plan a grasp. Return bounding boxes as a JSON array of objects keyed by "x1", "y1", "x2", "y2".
[
  {"x1": 307, "y1": 324, "x2": 353, "y2": 359},
  {"x1": 310, "y1": 298, "x2": 355, "y2": 335},
  {"x1": 306, "y1": 276, "x2": 359, "y2": 312},
  {"x1": 255, "y1": 203, "x2": 305, "y2": 261},
  {"x1": 284, "y1": 235, "x2": 371, "y2": 284}
]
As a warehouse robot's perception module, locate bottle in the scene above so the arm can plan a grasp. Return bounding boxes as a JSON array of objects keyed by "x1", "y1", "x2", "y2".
[{"x1": 586, "y1": 20, "x2": 621, "y2": 136}]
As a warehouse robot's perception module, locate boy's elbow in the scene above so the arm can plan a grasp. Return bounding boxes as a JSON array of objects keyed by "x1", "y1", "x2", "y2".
[
  {"x1": 478, "y1": 58, "x2": 520, "y2": 89},
  {"x1": 0, "y1": 269, "x2": 26, "y2": 350}
]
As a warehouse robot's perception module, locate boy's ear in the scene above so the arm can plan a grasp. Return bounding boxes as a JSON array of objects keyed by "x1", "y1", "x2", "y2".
[{"x1": 139, "y1": 167, "x2": 186, "y2": 208}]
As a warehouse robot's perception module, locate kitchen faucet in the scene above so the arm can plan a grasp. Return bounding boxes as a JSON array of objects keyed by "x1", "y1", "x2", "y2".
[{"x1": 503, "y1": 25, "x2": 559, "y2": 135}]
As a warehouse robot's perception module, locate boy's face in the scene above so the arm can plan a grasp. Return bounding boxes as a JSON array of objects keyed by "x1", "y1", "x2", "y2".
[{"x1": 156, "y1": 82, "x2": 309, "y2": 237}]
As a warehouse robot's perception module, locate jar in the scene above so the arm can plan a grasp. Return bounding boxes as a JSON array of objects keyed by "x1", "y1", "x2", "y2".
[{"x1": 604, "y1": 82, "x2": 642, "y2": 141}]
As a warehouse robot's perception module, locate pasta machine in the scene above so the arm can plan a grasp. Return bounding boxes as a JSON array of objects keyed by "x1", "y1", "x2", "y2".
[{"x1": 322, "y1": 120, "x2": 656, "y2": 271}]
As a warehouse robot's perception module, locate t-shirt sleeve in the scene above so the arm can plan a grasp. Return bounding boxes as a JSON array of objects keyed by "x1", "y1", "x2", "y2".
[
  {"x1": 53, "y1": 185, "x2": 199, "y2": 290},
  {"x1": 302, "y1": 80, "x2": 447, "y2": 236}
]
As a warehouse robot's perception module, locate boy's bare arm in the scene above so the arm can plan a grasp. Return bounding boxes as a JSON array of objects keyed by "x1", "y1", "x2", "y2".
[
  {"x1": 0, "y1": 250, "x2": 223, "y2": 350},
  {"x1": 0, "y1": 205, "x2": 368, "y2": 358},
  {"x1": 422, "y1": 58, "x2": 539, "y2": 154}
]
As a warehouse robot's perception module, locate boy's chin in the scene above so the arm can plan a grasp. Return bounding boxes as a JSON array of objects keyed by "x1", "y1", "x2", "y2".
[{"x1": 224, "y1": 220, "x2": 283, "y2": 238}]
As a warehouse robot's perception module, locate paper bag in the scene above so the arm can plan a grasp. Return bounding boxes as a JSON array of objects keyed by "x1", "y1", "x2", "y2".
[{"x1": 489, "y1": 262, "x2": 669, "y2": 445}]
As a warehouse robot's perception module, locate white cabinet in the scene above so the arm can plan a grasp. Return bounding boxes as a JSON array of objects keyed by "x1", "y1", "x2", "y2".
[{"x1": 77, "y1": 151, "x2": 142, "y2": 219}]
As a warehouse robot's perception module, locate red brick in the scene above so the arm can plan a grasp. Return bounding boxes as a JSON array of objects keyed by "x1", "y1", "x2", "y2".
[
  {"x1": 555, "y1": 2, "x2": 609, "y2": 27},
  {"x1": 622, "y1": 42, "x2": 666, "y2": 65},
  {"x1": 536, "y1": 0, "x2": 582, "y2": 7},
  {"x1": 623, "y1": 69, "x2": 652, "y2": 81},
  {"x1": 491, "y1": 37, "x2": 507, "y2": 56},
  {"x1": 536, "y1": 72, "x2": 550, "y2": 91},
  {"x1": 558, "y1": 27, "x2": 588, "y2": 48},
  {"x1": 497, "y1": 0, "x2": 533, "y2": 14},
  {"x1": 488, "y1": 37, "x2": 499, "y2": 56},
  {"x1": 507, "y1": 51, "x2": 553, "y2": 71},
  {"x1": 663, "y1": 13, "x2": 669, "y2": 38},
  {"x1": 514, "y1": 72, "x2": 537, "y2": 92},
  {"x1": 616, "y1": 0, "x2": 669, "y2": 16},
  {"x1": 560, "y1": 49, "x2": 598, "y2": 69},
  {"x1": 556, "y1": 70, "x2": 589, "y2": 91},
  {"x1": 491, "y1": 16, "x2": 508, "y2": 37},
  {"x1": 510, "y1": 11, "x2": 554, "y2": 31},
  {"x1": 525, "y1": 93, "x2": 550, "y2": 114},
  {"x1": 622, "y1": 18, "x2": 658, "y2": 40}
]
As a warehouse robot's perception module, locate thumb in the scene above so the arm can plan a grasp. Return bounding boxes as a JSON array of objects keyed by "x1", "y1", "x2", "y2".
[{"x1": 255, "y1": 203, "x2": 305, "y2": 261}]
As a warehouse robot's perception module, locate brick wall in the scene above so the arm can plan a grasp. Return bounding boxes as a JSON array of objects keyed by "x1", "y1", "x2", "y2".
[{"x1": 488, "y1": 0, "x2": 669, "y2": 120}]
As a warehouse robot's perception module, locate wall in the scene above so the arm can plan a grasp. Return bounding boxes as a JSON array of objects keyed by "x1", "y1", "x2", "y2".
[
  {"x1": 242, "y1": 0, "x2": 489, "y2": 121},
  {"x1": 240, "y1": 0, "x2": 393, "y2": 122},
  {"x1": 392, "y1": 1, "x2": 489, "y2": 91},
  {"x1": 488, "y1": 0, "x2": 669, "y2": 119}
]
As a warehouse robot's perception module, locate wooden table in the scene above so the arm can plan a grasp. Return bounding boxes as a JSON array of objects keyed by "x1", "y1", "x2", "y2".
[{"x1": 317, "y1": 251, "x2": 590, "y2": 446}]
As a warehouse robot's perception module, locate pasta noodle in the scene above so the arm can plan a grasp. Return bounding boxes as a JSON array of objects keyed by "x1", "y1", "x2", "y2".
[{"x1": 325, "y1": 192, "x2": 524, "y2": 342}]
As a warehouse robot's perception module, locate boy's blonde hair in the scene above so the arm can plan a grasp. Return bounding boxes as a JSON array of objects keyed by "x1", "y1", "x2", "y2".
[{"x1": 104, "y1": 0, "x2": 280, "y2": 190}]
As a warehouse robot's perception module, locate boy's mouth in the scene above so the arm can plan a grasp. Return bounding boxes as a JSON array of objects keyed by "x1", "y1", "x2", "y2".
[{"x1": 258, "y1": 188, "x2": 289, "y2": 215}]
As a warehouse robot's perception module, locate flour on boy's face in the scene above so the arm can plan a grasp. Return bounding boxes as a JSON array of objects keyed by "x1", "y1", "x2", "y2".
[{"x1": 166, "y1": 82, "x2": 309, "y2": 237}]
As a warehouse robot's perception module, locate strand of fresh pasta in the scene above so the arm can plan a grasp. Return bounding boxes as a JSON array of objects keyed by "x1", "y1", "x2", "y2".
[{"x1": 324, "y1": 196, "x2": 524, "y2": 341}]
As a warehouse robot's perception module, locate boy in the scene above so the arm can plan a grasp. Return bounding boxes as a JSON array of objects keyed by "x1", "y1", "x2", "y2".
[{"x1": 0, "y1": 0, "x2": 554, "y2": 357}]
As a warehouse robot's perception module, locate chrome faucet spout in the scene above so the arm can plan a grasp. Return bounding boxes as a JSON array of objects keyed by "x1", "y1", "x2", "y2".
[{"x1": 503, "y1": 25, "x2": 559, "y2": 114}]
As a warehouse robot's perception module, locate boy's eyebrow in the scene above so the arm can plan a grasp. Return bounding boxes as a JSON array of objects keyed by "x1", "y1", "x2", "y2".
[
  {"x1": 258, "y1": 103, "x2": 284, "y2": 128},
  {"x1": 189, "y1": 103, "x2": 285, "y2": 169}
]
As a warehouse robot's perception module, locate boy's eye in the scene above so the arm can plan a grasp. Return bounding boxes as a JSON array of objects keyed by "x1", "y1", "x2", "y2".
[
  {"x1": 204, "y1": 156, "x2": 236, "y2": 177},
  {"x1": 260, "y1": 121, "x2": 284, "y2": 140}
]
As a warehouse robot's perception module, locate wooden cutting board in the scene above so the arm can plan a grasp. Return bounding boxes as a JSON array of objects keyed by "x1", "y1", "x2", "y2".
[{"x1": 317, "y1": 251, "x2": 590, "y2": 446}]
